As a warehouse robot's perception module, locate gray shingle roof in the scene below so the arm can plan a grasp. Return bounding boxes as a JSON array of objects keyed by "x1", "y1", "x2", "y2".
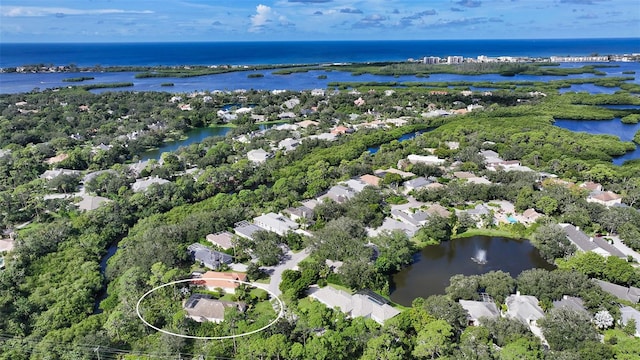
[
  {"x1": 188, "y1": 243, "x2": 233, "y2": 269},
  {"x1": 594, "y1": 279, "x2": 640, "y2": 303}
]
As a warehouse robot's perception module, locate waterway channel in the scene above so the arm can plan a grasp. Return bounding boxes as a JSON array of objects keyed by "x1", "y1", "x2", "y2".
[{"x1": 390, "y1": 235, "x2": 555, "y2": 306}]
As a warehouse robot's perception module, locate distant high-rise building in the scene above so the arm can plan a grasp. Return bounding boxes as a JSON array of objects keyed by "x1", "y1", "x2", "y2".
[
  {"x1": 423, "y1": 56, "x2": 440, "y2": 64},
  {"x1": 447, "y1": 56, "x2": 464, "y2": 64}
]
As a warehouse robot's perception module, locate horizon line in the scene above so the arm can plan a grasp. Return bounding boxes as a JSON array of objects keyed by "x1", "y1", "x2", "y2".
[{"x1": 2, "y1": 37, "x2": 640, "y2": 45}]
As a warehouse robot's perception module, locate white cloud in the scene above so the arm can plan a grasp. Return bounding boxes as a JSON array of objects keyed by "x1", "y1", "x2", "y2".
[
  {"x1": 1, "y1": 6, "x2": 153, "y2": 17},
  {"x1": 249, "y1": 4, "x2": 273, "y2": 32},
  {"x1": 249, "y1": 4, "x2": 292, "y2": 32}
]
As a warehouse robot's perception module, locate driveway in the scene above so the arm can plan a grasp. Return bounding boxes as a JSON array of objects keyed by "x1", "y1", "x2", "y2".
[{"x1": 260, "y1": 248, "x2": 311, "y2": 296}]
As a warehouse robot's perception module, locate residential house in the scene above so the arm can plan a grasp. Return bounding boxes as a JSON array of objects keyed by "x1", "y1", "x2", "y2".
[
  {"x1": 587, "y1": 191, "x2": 623, "y2": 207},
  {"x1": 278, "y1": 138, "x2": 300, "y2": 152},
  {"x1": 406, "y1": 154, "x2": 446, "y2": 166},
  {"x1": 325, "y1": 185, "x2": 357, "y2": 204},
  {"x1": 128, "y1": 160, "x2": 154, "y2": 177},
  {"x1": 359, "y1": 174, "x2": 382, "y2": 187},
  {"x1": 194, "y1": 271, "x2": 248, "y2": 293},
  {"x1": 40, "y1": 168, "x2": 79, "y2": 181},
  {"x1": 131, "y1": 176, "x2": 170, "y2": 192},
  {"x1": 283, "y1": 98, "x2": 300, "y2": 109},
  {"x1": 342, "y1": 179, "x2": 368, "y2": 193},
  {"x1": 331, "y1": 126, "x2": 352, "y2": 135},
  {"x1": 594, "y1": 279, "x2": 640, "y2": 303},
  {"x1": 374, "y1": 168, "x2": 415, "y2": 179},
  {"x1": 403, "y1": 177, "x2": 432, "y2": 192},
  {"x1": 297, "y1": 120, "x2": 319, "y2": 128},
  {"x1": 247, "y1": 149, "x2": 272, "y2": 164},
  {"x1": 351, "y1": 290, "x2": 401, "y2": 325},
  {"x1": 391, "y1": 208, "x2": 430, "y2": 227},
  {"x1": 309, "y1": 133, "x2": 338, "y2": 142},
  {"x1": 553, "y1": 295, "x2": 588, "y2": 314},
  {"x1": 522, "y1": 208, "x2": 542, "y2": 224},
  {"x1": 253, "y1": 212, "x2": 299, "y2": 236},
  {"x1": 307, "y1": 286, "x2": 399, "y2": 325},
  {"x1": 505, "y1": 293, "x2": 546, "y2": 340},
  {"x1": 283, "y1": 206, "x2": 315, "y2": 223},
  {"x1": 580, "y1": 181, "x2": 603, "y2": 192},
  {"x1": 206, "y1": 232, "x2": 235, "y2": 250},
  {"x1": 370, "y1": 218, "x2": 419, "y2": 238},
  {"x1": 311, "y1": 89, "x2": 325, "y2": 96},
  {"x1": 426, "y1": 204, "x2": 452, "y2": 218},
  {"x1": 187, "y1": 243, "x2": 233, "y2": 270},
  {"x1": 459, "y1": 299, "x2": 500, "y2": 326},
  {"x1": 620, "y1": 306, "x2": 640, "y2": 337},
  {"x1": 183, "y1": 294, "x2": 246, "y2": 323},
  {"x1": 479, "y1": 150, "x2": 503, "y2": 166},
  {"x1": 233, "y1": 221, "x2": 265, "y2": 241},
  {"x1": 76, "y1": 195, "x2": 111, "y2": 211},
  {"x1": 464, "y1": 204, "x2": 491, "y2": 225},
  {"x1": 559, "y1": 223, "x2": 626, "y2": 258},
  {"x1": 453, "y1": 171, "x2": 476, "y2": 179}
]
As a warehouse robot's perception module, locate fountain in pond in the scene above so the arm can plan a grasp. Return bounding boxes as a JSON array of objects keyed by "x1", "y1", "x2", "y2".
[{"x1": 471, "y1": 249, "x2": 487, "y2": 265}]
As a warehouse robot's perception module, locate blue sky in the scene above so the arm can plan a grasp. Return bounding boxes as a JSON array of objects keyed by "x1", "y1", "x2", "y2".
[{"x1": 1, "y1": 0, "x2": 638, "y2": 42}]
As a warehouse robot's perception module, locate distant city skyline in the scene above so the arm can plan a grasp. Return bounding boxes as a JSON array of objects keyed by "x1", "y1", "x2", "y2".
[{"x1": 1, "y1": 0, "x2": 639, "y2": 43}]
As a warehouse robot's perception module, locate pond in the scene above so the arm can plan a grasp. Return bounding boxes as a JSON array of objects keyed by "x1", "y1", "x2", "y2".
[
  {"x1": 140, "y1": 126, "x2": 233, "y2": 161},
  {"x1": 368, "y1": 129, "x2": 428, "y2": 154},
  {"x1": 553, "y1": 118, "x2": 640, "y2": 165},
  {"x1": 390, "y1": 235, "x2": 554, "y2": 306}
]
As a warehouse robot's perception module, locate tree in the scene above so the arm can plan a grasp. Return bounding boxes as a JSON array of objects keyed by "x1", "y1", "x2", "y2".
[
  {"x1": 423, "y1": 295, "x2": 468, "y2": 333},
  {"x1": 361, "y1": 333, "x2": 406, "y2": 360},
  {"x1": 594, "y1": 310, "x2": 613, "y2": 329},
  {"x1": 482, "y1": 317, "x2": 532, "y2": 347},
  {"x1": 411, "y1": 319, "x2": 454, "y2": 359},
  {"x1": 539, "y1": 307, "x2": 599, "y2": 351},
  {"x1": 531, "y1": 224, "x2": 575, "y2": 263},
  {"x1": 455, "y1": 325, "x2": 494, "y2": 360},
  {"x1": 420, "y1": 214, "x2": 452, "y2": 244},
  {"x1": 535, "y1": 196, "x2": 558, "y2": 216},
  {"x1": 371, "y1": 230, "x2": 415, "y2": 274},
  {"x1": 499, "y1": 337, "x2": 544, "y2": 360}
]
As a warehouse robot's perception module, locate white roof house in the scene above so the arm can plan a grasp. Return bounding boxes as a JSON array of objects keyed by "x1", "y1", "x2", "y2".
[
  {"x1": 253, "y1": 212, "x2": 299, "y2": 236},
  {"x1": 247, "y1": 149, "x2": 272, "y2": 164},
  {"x1": 341, "y1": 179, "x2": 368, "y2": 193},
  {"x1": 587, "y1": 191, "x2": 622, "y2": 207},
  {"x1": 40, "y1": 169, "x2": 80, "y2": 180},
  {"x1": 620, "y1": 306, "x2": 640, "y2": 337},
  {"x1": 76, "y1": 195, "x2": 111, "y2": 211},
  {"x1": 131, "y1": 176, "x2": 170, "y2": 192},
  {"x1": 307, "y1": 286, "x2": 400, "y2": 325},
  {"x1": 459, "y1": 300, "x2": 500, "y2": 326},
  {"x1": 505, "y1": 293, "x2": 545, "y2": 340},
  {"x1": 406, "y1": 154, "x2": 446, "y2": 165},
  {"x1": 278, "y1": 138, "x2": 300, "y2": 152}
]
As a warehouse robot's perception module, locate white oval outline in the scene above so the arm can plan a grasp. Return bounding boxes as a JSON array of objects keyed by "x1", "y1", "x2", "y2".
[{"x1": 136, "y1": 278, "x2": 284, "y2": 340}]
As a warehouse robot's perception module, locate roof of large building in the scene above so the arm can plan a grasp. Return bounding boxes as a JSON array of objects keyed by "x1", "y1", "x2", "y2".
[
  {"x1": 552, "y1": 295, "x2": 588, "y2": 314},
  {"x1": 459, "y1": 300, "x2": 500, "y2": 322},
  {"x1": 184, "y1": 294, "x2": 245, "y2": 322},
  {"x1": 206, "y1": 232, "x2": 235, "y2": 250},
  {"x1": 76, "y1": 195, "x2": 111, "y2": 211},
  {"x1": 194, "y1": 271, "x2": 248, "y2": 291},
  {"x1": 505, "y1": 294, "x2": 544, "y2": 325},
  {"x1": 188, "y1": 243, "x2": 233, "y2": 269},
  {"x1": 594, "y1": 279, "x2": 640, "y2": 303}
]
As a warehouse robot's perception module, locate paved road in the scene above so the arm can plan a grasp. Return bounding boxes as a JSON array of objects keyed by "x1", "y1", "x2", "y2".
[
  {"x1": 260, "y1": 248, "x2": 311, "y2": 296},
  {"x1": 609, "y1": 235, "x2": 640, "y2": 263}
]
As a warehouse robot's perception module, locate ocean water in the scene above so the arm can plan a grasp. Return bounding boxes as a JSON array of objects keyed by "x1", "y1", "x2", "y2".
[{"x1": 1, "y1": 38, "x2": 639, "y2": 68}]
